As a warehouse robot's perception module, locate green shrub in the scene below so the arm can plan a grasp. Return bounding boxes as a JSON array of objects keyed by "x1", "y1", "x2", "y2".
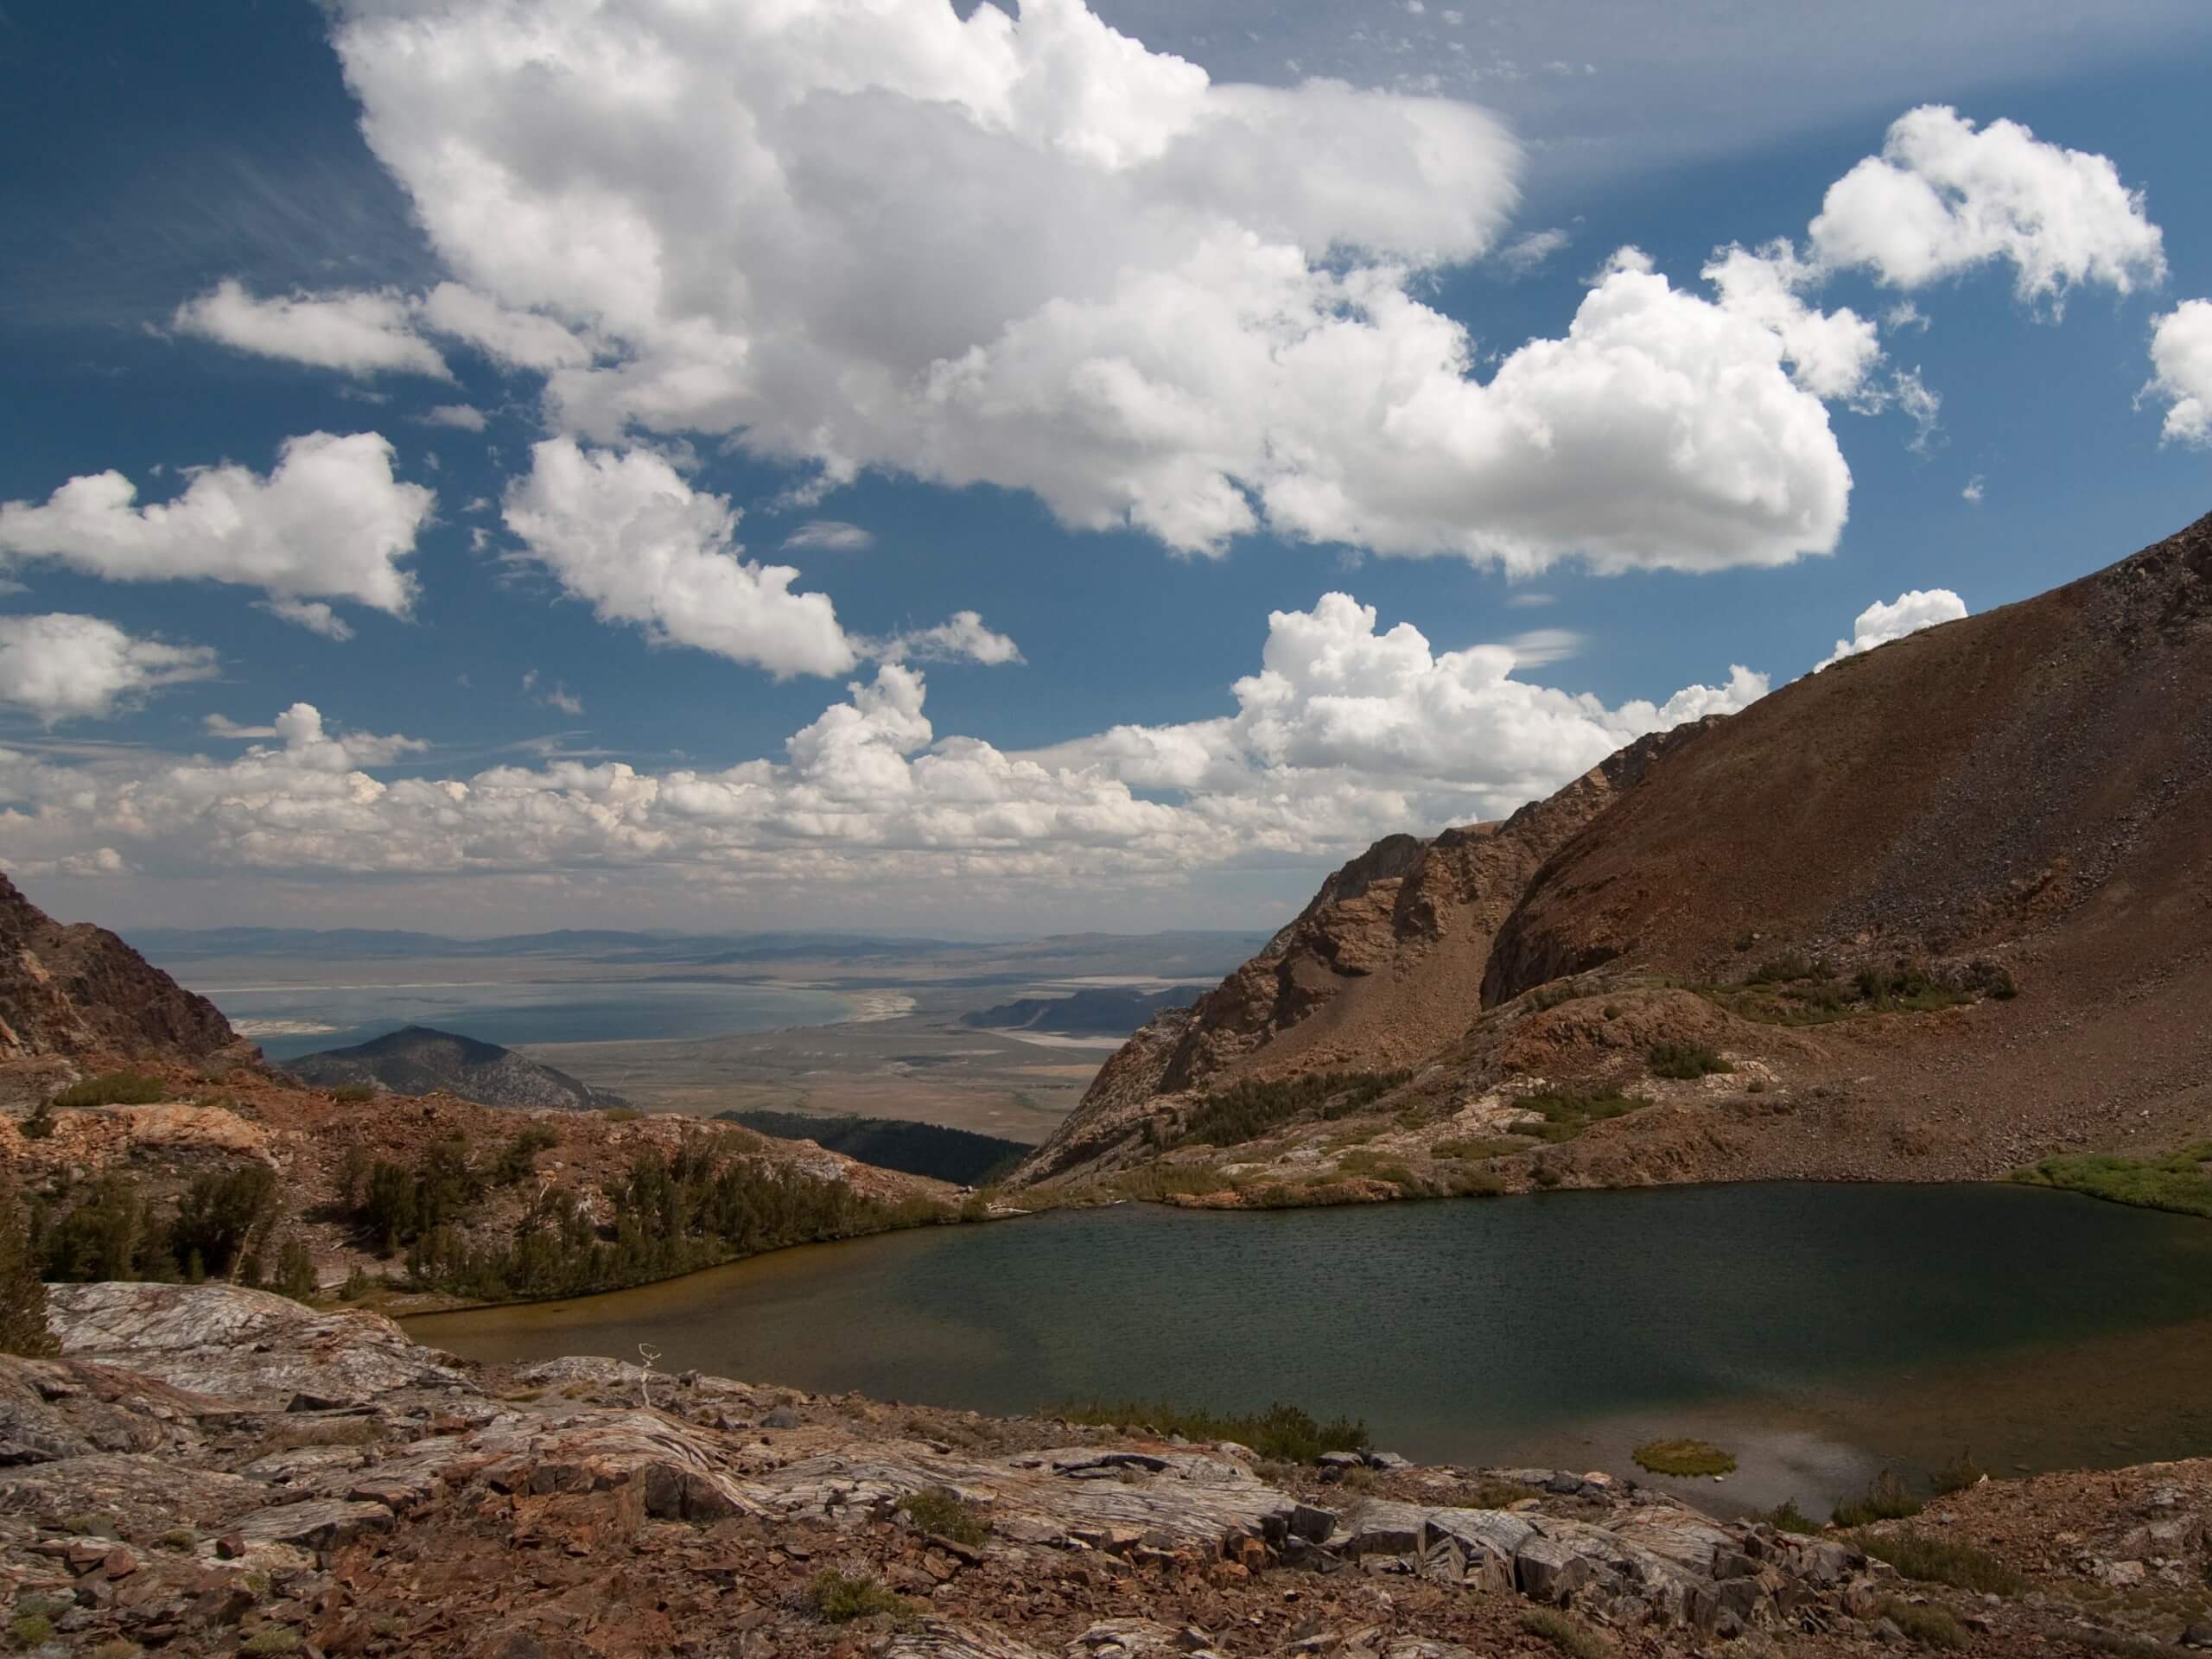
[
  {"x1": 1631, "y1": 1437, "x2": 1736, "y2": 1478},
  {"x1": 1856, "y1": 1529, "x2": 2025, "y2": 1595},
  {"x1": 18, "y1": 1102, "x2": 54, "y2": 1141},
  {"x1": 493, "y1": 1125, "x2": 560, "y2": 1185},
  {"x1": 602, "y1": 1105, "x2": 645, "y2": 1122},
  {"x1": 273, "y1": 1233, "x2": 317, "y2": 1302},
  {"x1": 1833, "y1": 1469, "x2": 1923, "y2": 1526},
  {"x1": 8, "y1": 1612, "x2": 54, "y2": 1649},
  {"x1": 896, "y1": 1488, "x2": 990, "y2": 1546},
  {"x1": 53, "y1": 1071, "x2": 165, "y2": 1108},
  {"x1": 1057, "y1": 1398, "x2": 1368, "y2": 1464},
  {"x1": 1518, "y1": 1085, "x2": 1649, "y2": 1143},
  {"x1": 1336, "y1": 1149, "x2": 1417, "y2": 1188},
  {"x1": 1521, "y1": 1607, "x2": 1614, "y2": 1657},
  {"x1": 1433, "y1": 1135, "x2": 1523, "y2": 1161},
  {"x1": 0, "y1": 1180, "x2": 57, "y2": 1358},
  {"x1": 1880, "y1": 1600, "x2": 1967, "y2": 1650},
  {"x1": 157, "y1": 1527, "x2": 196, "y2": 1551},
  {"x1": 1649, "y1": 1042, "x2": 1731, "y2": 1080},
  {"x1": 240, "y1": 1630, "x2": 302, "y2": 1656},
  {"x1": 2012, "y1": 1143, "x2": 2212, "y2": 1220},
  {"x1": 328, "y1": 1084, "x2": 377, "y2": 1103},
  {"x1": 1759, "y1": 1497, "x2": 1822, "y2": 1535},
  {"x1": 804, "y1": 1571, "x2": 914, "y2": 1624},
  {"x1": 1172, "y1": 1071, "x2": 1410, "y2": 1149},
  {"x1": 1928, "y1": 1448, "x2": 1986, "y2": 1497}
]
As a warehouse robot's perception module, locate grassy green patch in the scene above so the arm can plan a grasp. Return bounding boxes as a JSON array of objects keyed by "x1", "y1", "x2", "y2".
[
  {"x1": 7, "y1": 1613, "x2": 53, "y2": 1650},
  {"x1": 1336, "y1": 1149, "x2": 1418, "y2": 1188},
  {"x1": 1758, "y1": 1497, "x2": 1824, "y2": 1535},
  {"x1": 2012, "y1": 1143, "x2": 2212, "y2": 1220},
  {"x1": 1521, "y1": 1607, "x2": 1615, "y2": 1657},
  {"x1": 896, "y1": 1488, "x2": 989, "y2": 1547},
  {"x1": 240, "y1": 1631, "x2": 302, "y2": 1656},
  {"x1": 1109, "y1": 1161, "x2": 1234, "y2": 1201},
  {"x1": 1631, "y1": 1437, "x2": 1737, "y2": 1478},
  {"x1": 1857, "y1": 1529, "x2": 2025, "y2": 1595},
  {"x1": 1172, "y1": 1071, "x2": 1410, "y2": 1151},
  {"x1": 1517, "y1": 1086, "x2": 1649, "y2": 1143},
  {"x1": 1443, "y1": 1477, "x2": 1541, "y2": 1509},
  {"x1": 804, "y1": 1571, "x2": 917, "y2": 1624},
  {"x1": 1881, "y1": 1599, "x2": 1969, "y2": 1650},
  {"x1": 1833, "y1": 1469, "x2": 1923, "y2": 1526},
  {"x1": 1648, "y1": 1042, "x2": 1732, "y2": 1080},
  {"x1": 51, "y1": 1071, "x2": 166, "y2": 1108},
  {"x1": 1701, "y1": 956, "x2": 2012, "y2": 1028},
  {"x1": 1057, "y1": 1398, "x2": 1368, "y2": 1464}
]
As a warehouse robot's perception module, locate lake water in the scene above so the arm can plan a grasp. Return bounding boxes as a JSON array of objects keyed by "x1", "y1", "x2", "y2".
[
  {"x1": 193, "y1": 975, "x2": 858, "y2": 1059},
  {"x1": 410, "y1": 1182, "x2": 2212, "y2": 1514}
]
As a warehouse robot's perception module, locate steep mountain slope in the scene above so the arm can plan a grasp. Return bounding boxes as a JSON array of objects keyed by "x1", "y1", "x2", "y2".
[
  {"x1": 0, "y1": 874, "x2": 238, "y2": 1066},
  {"x1": 284, "y1": 1025, "x2": 626, "y2": 1111},
  {"x1": 1014, "y1": 720, "x2": 1714, "y2": 1184},
  {"x1": 1015, "y1": 511, "x2": 2212, "y2": 1198}
]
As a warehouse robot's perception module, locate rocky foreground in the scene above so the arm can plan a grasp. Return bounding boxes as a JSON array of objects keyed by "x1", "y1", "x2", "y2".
[{"x1": 3, "y1": 1286, "x2": 2208, "y2": 1657}]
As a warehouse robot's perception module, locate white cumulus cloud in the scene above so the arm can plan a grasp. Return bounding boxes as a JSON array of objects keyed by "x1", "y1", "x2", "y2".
[
  {"x1": 0, "y1": 432, "x2": 432, "y2": 618},
  {"x1": 875, "y1": 612, "x2": 1026, "y2": 667},
  {"x1": 175, "y1": 281, "x2": 452, "y2": 378},
  {"x1": 501, "y1": 439, "x2": 859, "y2": 680},
  {"x1": 0, "y1": 613, "x2": 218, "y2": 722},
  {"x1": 1808, "y1": 105, "x2": 2165, "y2": 308},
  {"x1": 2146, "y1": 300, "x2": 2212, "y2": 447},
  {"x1": 1816, "y1": 588, "x2": 1969, "y2": 669},
  {"x1": 326, "y1": 0, "x2": 1864, "y2": 576}
]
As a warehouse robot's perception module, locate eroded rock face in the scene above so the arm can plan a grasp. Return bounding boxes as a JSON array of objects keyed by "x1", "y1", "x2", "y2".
[{"x1": 0, "y1": 874, "x2": 238, "y2": 1064}]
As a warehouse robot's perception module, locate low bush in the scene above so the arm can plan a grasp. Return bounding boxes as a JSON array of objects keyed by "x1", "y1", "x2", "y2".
[
  {"x1": 1648, "y1": 1042, "x2": 1732, "y2": 1080},
  {"x1": 1173, "y1": 1071, "x2": 1410, "y2": 1150},
  {"x1": 1433, "y1": 1135, "x2": 1523, "y2": 1161},
  {"x1": 1928, "y1": 1447, "x2": 1986, "y2": 1496},
  {"x1": 1057, "y1": 1399, "x2": 1368, "y2": 1464},
  {"x1": 1518, "y1": 1086, "x2": 1649, "y2": 1142},
  {"x1": 328, "y1": 1084, "x2": 378, "y2": 1103},
  {"x1": 1856, "y1": 1529, "x2": 2025, "y2": 1595},
  {"x1": 1336, "y1": 1149, "x2": 1418, "y2": 1188},
  {"x1": 1520, "y1": 1607, "x2": 1614, "y2": 1657},
  {"x1": 1631, "y1": 1437, "x2": 1737, "y2": 1478},
  {"x1": 1880, "y1": 1600, "x2": 1968, "y2": 1650},
  {"x1": 1832, "y1": 1469, "x2": 1923, "y2": 1526},
  {"x1": 601, "y1": 1105, "x2": 645, "y2": 1122},
  {"x1": 1758, "y1": 1497, "x2": 1823, "y2": 1535},
  {"x1": 896, "y1": 1488, "x2": 990, "y2": 1546},
  {"x1": 52, "y1": 1071, "x2": 165, "y2": 1109},
  {"x1": 804, "y1": 1570, "x2": 914, "y2": 1624}
]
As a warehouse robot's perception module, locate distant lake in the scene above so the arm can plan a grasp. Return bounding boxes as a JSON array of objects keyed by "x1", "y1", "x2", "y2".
[
  {"x1": 189, "y1": 975, "x2": 859, "y2": 1058},
  {"x1": 412, "y1": 1183, "x2": 2212, "y2": 1515}
]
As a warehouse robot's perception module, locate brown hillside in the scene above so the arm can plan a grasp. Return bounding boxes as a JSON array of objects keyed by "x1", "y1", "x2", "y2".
[
  {"x1": 1013, "y1": 510, "x2": 2212, "y2": 1197},
  {"x1": 0, "y1": 874, "x2": 239, "y2": 1065},
  {"x1": 1484, "y1": 509, "x2": 2212, "y2": 1002}
]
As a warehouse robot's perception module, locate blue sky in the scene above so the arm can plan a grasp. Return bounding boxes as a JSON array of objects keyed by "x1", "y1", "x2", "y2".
[{"x1": 1, "y1": 0, "x2": 2208, "y2": 937}]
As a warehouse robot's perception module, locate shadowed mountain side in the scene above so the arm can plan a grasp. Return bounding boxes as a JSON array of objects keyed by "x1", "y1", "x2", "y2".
[{"x1": 284, "y1": 1026, "x2": 627, "y2": 1112}]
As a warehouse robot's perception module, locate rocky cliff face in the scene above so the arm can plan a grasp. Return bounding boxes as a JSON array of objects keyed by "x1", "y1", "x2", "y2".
[
  {"x1": 1014, "y1": 723, "x2": 1711, "y2": 1185},
  {"x1": 7, "y1": 1280, "x2": 2174, "y2": 1658},
  {"x1": 284, "y1": 1025, "x2": 626, "y2": 1112},
  {"x1": 0, "y1": 875, "x2": 239, "y2": 1065}
]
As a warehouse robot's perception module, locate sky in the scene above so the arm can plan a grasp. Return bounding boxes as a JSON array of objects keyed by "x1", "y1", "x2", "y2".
[{"x1": 1, "y1": 0, "x2": 2209, "y2": 939}]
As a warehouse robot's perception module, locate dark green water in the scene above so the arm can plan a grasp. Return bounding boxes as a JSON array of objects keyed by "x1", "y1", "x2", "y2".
[{"x1": 410, "y1": 1183, "x2": 2212, "y2": 1511}]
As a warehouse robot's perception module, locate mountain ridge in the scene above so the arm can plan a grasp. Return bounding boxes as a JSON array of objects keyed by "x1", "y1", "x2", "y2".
[{"x1": 1014, "y1": 509, "x2": 2212, "y2": 1200}]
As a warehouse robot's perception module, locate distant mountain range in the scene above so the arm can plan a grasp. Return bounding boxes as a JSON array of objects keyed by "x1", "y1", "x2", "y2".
[
  {"x1": 283, "y1": 1026, "x2": 626, "y2": 1113},
  {"x1": 961, "y1": 986, "x2": 1192, "y2": 1037},
  {"x1": 130, "y1": 925, "x2": 1268, "y2": 975}
]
